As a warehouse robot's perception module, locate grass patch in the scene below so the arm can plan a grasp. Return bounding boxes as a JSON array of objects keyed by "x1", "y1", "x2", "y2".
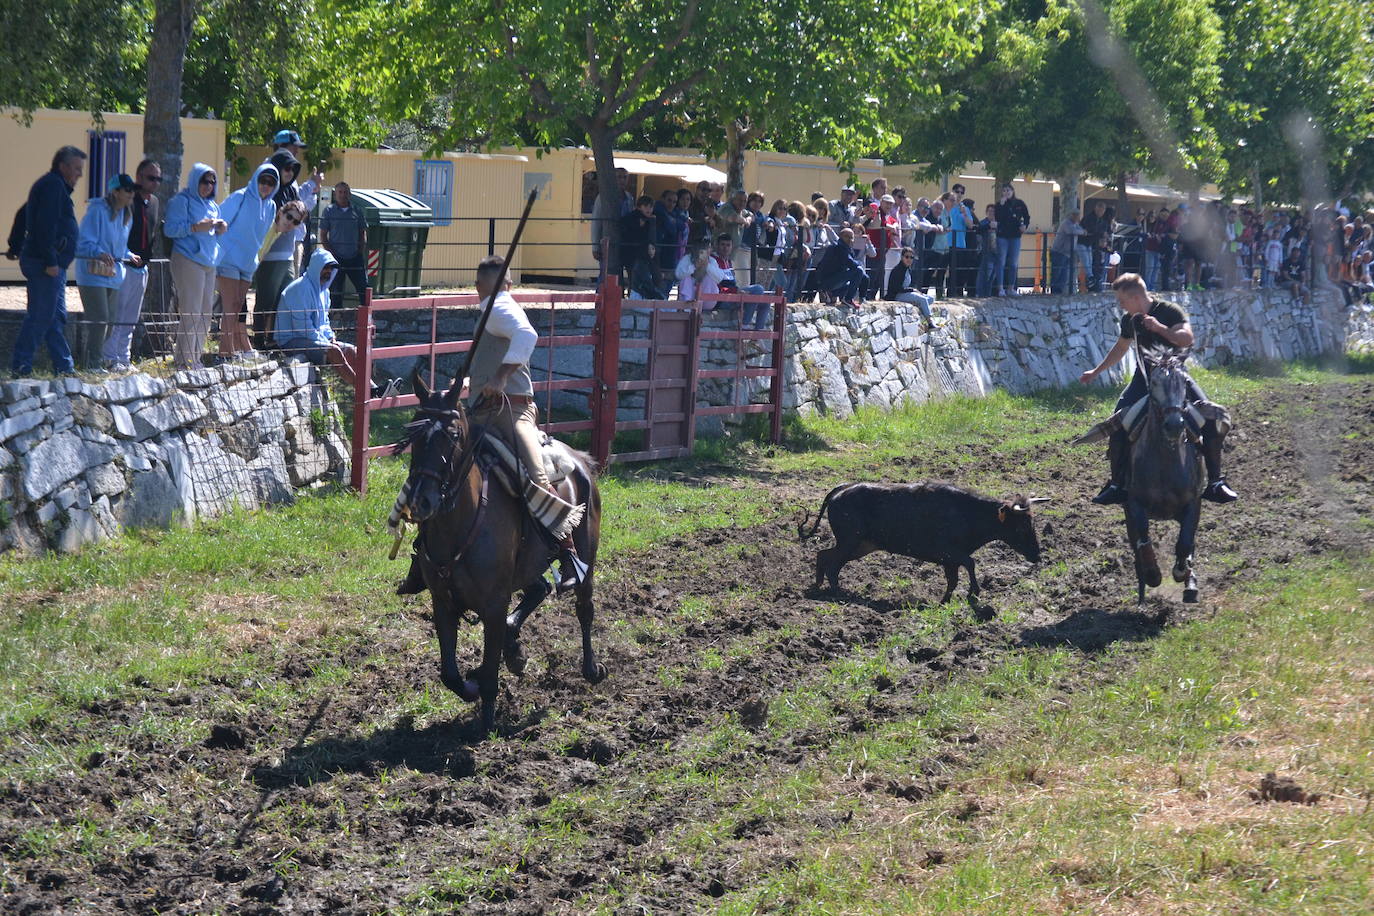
[{"x1": 722, "y1": 555, "x2": 1374, "y2": 914}]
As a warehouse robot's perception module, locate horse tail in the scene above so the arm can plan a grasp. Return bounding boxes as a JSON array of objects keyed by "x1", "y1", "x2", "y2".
[{"x1": 797, "y1": 484, "x2": 849, "y2": 542}]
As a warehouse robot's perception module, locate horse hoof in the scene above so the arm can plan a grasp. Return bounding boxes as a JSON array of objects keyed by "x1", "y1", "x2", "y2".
[
  {"x1": 1182, "y1": 588, "x2": 1199, "y2": 604},
  {"x1": 461, "y1": 679, "x2": 482, "y2": 703},
  {"x1": 1172, "y1": 566, "x2": 1189, "y2": 584},
  {"x1": 504, "y1": 650, "x2": 527, "y2": 677},
  {"x1": 584, "y1": 662, "x2": 608, "y2": 685},
  {"x1": 1145, "y1": 567, "x2": 1163, "y2": 588}
]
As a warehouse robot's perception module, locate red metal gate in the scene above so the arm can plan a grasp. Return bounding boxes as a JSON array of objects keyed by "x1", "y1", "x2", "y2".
[{"x1": 347, "y1": 280, "x2": 785, "y2": 494}]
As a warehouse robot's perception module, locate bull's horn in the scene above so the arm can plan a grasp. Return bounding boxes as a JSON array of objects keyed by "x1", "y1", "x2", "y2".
[{"x1": 1028, "y1": 496, "x2": 1052, "y2": 504}]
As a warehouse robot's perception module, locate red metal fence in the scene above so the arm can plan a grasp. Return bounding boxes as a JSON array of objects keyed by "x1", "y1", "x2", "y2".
[{"x1": 346, "y1": 281, "x2": 786, "y2": 494}]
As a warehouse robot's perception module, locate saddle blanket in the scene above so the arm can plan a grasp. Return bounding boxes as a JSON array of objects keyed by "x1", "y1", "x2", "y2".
[
  {"x1": 1072, "y1": 398, "x2": 1231, "y2": 446},
  {"x1": 388, "y1": 432, "x2": 586, "y2": 542}
]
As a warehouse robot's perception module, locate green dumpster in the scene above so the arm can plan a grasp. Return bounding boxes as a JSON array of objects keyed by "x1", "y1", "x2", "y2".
[{"x1": 318, "y1": 189, "x2": 433, "y2": 298}]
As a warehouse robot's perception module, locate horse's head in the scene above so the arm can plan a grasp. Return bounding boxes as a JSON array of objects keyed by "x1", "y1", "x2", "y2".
[
  {"x1": 1145, "y1": 347, "x2": 1191, "y2": 441},
  {"x1": 395, "y1": 368, "x2": 469, "y2": 524}
]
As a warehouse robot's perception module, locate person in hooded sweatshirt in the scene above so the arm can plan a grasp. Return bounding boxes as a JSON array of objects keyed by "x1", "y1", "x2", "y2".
[
  {"x1": 273, "y1": 248, "x2": 369, "y2": 393},
  {"x1": 251, "y1": 149, "x2": 304, "y2": 350},
  {"x1": 215, "y1": 162, "x2": 279, "y2": 357},
  {"x1": 164, "y1": 162, "x2": 226, "y2": 371},
  {"x1": 74, "y1": 174, "x2": 141, "y2": 370}
]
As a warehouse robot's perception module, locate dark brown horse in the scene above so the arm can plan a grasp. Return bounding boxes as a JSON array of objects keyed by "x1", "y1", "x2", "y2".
[
  {"x1": 1124, "y1": 349, "x2": 1205, "y2": 604},
  {"x1": 397, "y1": 371, "x2": 605, "y2": 732}
]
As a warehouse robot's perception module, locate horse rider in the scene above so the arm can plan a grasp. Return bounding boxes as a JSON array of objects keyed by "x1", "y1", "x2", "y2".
[
  {"x1": 1079, "y1": 272, "x2": 1239, "y2": 506},
  {"x1": 398, "y1": 255, "x2": 585, "y2": 595}
]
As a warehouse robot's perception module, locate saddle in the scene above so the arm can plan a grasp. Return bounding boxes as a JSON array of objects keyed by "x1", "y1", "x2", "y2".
[
  {"x1": 478, "y1": 430, "x2": 587, "y2": 541},
  {"x1": 1073, "y1": 397, "x2": 1231, "y2": 446}
]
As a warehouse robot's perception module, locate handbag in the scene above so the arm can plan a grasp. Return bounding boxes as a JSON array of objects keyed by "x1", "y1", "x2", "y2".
[{"x1": 87, "y1": 258, "x2": 116, "y2": 278}]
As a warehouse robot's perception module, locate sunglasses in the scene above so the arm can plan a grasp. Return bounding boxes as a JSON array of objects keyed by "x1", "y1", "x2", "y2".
[
  {"x1": 284, "y1": 215, "x2": 302, "y2": 225},
  {"x1": 200, "y1": 176, "x2": 216, "y2": 185},
  {"x1": 142, "y1": 176, "x2": 163, "y2": 184}
]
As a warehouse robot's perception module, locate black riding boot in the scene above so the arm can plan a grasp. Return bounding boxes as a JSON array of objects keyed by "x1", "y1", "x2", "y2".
[
  {"x1": 1201, "y1": 427, "x2": 1239, "y2": 503},
  {"x1": 1092, "y1": 430, "x2": 1130, "y2": 505},
  {"x1": 556, "y1": 535, "x2": 589, "y2": 594},
  {"x1": 396, "y1": 552, "x2": 427, "y2": 595}
]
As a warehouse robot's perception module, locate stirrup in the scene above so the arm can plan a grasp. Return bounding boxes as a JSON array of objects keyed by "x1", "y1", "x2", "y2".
[
  {"x1": 556, "y1": 550, "x2": 589, "y2": 594},
  {"x1": 1203, "y1": 479, "x2": 1238, "y2": 503},
  {"x1": 1092, "y1": 482, "x2": 1128, "y2": 505}
]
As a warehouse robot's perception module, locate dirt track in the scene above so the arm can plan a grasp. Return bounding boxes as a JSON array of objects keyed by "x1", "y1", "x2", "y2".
[{"x1": 2, "y1": 377, "x2": 1372, "y2": 914}]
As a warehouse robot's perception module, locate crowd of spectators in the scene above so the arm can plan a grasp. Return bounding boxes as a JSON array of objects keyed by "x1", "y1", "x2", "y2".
[{"x1": 600, "y1": 173, "x2": 1037, "y2": 325}]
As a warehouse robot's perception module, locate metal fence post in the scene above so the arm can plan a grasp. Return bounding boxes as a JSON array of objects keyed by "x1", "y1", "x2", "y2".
[
  {"x1": 350, "y1": 287, "x2": 375, "y2": 494},
  {"x1": 487, "y1": 218, "x2": 496, "y2": 257},
  {"x1": 769, "y1": 293, "x2": 785, "y2": 445}
]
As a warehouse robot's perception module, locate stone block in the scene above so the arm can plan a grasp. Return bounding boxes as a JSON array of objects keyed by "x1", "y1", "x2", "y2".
[
  {"x1": 70, "y1": 396, "x2": 114, "y2": 433},
  {"x1": 0, "y1": 446, "x2": 11, "y2": 470},
  {"x1": 109, "y1": 403, "x2": 136, "y2": 438},
  {"x1": 173, "y1": 368, "x2": 218, "y2": 389},
  {"x1": 57, "y1": 506, "x2": 103, "y2": 553},
  {"x1": 117, "y1": 464, "x2": 182, "y2": 529},
  {"x1": 97, "y1": 374, "x2": 167, "y2": 404},
  {"x1": 131, "y1": 391, "x2": 208, "y2": 441},
  {"x1": 249, "y1": 445, "x2": 294, "y2": 505},
  {"x1": 21, "y1": 430, "x2": 116, "y2": 501},
  {"x1": 0, "y1": 409, "x2": 45, "y2": 443},
  {"x1": 182, "y1": 432, "x2": 259, "y2": 518},
  {"x1": 2, "y1": 380, "x2": 48, "y2": 402},
  {"x1": 36, "y1": 501, "x2": 60, "y2": 525},
  {"x1": 86, "y1": 462, "x2": 126, "y2": 498},
  {"x1": 9, "y1": 396, "x2": 40, "y2": 416}
]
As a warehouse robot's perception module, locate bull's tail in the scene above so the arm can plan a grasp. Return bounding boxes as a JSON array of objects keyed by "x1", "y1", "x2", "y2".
[{"x1": 797, "y1": 484, "x2": 851, "y2": 542}]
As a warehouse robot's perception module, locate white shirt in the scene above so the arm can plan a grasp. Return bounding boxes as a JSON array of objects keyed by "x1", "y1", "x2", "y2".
[
  {"x1": 295, "y1": 178, "x2": 319, "y2": 243},
  {"x1": 484, "y1": 290, "x2": 538, "y2": 364}
]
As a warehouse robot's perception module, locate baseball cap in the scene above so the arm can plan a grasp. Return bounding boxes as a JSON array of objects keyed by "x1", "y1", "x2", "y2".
[
  {"x1": 273, "y1": 129, "x2": 306, "y2": 147},
  {"x1": 841, "y1": 185, "x2": 856, "y2": 193},
  {"x1": 106, "y1": 173, "x2": 137, "y2": 193},
  {"x1": 880, "y1": 194, "x2": 895, "y2": 204}
]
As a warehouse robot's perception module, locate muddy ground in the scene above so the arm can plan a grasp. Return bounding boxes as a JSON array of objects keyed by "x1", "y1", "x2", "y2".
[{"x1": 2, "y1": 377, "x2": 1372, "y2": 914}]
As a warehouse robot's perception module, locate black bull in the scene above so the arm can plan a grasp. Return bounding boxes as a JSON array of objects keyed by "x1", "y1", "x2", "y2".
[{"x1": 798, "y1": 482, "x2": 1047, "y2": 604}]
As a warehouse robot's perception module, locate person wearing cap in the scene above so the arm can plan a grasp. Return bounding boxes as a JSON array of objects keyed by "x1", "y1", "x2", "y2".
[
  {"x1": 271, "y1": 129, "x2": 323, "y2": 272},
  {"x1": 164, "y1": 163, "x2": 226, "y2": 370},
  {"x1": 103, "y1": 159, "x2": 164, "y2": 370},
  {"x1": 10, "y1": 145, "x2": 86, "y2": 377},
  {"x1": 74, "y1": 174, "x2": 141, "y2": 370},
  {"x1": 215, "y1": 162, "x2": 279, "y2": 357}
]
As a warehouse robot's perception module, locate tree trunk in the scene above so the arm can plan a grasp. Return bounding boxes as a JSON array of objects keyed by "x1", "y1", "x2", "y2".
[
  {"x1": 1058, "y1": 170, "x2": 1081, "y2": 221},
  {"x1": 1116, "y1": 170, "x2": 1129, "y2": 215},
  {"x1": 724, "y1": 119, "x2": 753, "y2": 194},
  {"x1": 1252, "y1": 164, "x2": 1263, "y2": 208},
  {"x1": 144, "y1": 0, "x2": 196, "y2": 205},
  {"x1": 588, "y1": 126, "x2": 621, "y2": 278}
]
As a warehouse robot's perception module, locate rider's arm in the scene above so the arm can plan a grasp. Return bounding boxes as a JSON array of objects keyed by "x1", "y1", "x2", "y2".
[
  {"x1": 1080, "y1": 336, "x2": 1132, "y2": 383},
  {"x1": 1146, "y1": 317, "x2": 1194, "y2": 348}
]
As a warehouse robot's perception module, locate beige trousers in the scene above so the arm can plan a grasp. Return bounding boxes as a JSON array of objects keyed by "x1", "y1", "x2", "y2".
[
  {"x1": 170, "y1": 252, "x2": 216, "y2": 370},
  {"x1": 471, "y1": 398, "x2": 550, "y2": 490}
]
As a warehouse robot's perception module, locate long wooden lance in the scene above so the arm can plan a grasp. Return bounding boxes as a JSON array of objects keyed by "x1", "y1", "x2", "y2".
[{"x1": 450, "y1": 186, "x2": 540, "y2": 396}]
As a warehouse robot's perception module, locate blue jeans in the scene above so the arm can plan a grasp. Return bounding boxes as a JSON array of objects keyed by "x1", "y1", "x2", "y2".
[
  {"x1": 997, "y1": 237, "x2": 1021, "y2": 293},
  {"x1": 976, "y1": 255, "x2": 998, "y2": 297},
  {"x1": 826, "y1": 262, "x2": 867, "y2": 303},
  {"x1": 737, "y1": 284, "x2": 772, "y2": 328},
  {"x1": 1144, "y1": 251, "x2": 1161, "y2": 290},
  {"x1": 12, "y1": 258, "x2": 75, "y2": 375},
  {"x1": 1049, "y1": 250, "x2": 1070, "y2": 294}
]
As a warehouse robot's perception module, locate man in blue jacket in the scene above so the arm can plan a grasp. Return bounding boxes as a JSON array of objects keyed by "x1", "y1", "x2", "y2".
[{"x1": 11, "y1": 146, "x2": 87, "y2": 377}]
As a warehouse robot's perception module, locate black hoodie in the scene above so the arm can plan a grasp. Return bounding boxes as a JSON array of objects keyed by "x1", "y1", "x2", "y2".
[{"x1": 268, "y1": 150, "x2": 302, "y2": 208}]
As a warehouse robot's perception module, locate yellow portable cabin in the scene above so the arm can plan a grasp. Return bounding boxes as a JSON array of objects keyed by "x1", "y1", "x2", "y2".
[{"x1": 0, "y1": 108, "x2": 225, "y2": 283}]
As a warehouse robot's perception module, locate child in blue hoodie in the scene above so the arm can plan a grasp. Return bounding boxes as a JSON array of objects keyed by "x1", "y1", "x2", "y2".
[
  {"x1": 215, "y1": 162, "x2": 278, "y2": 358},
  {"x1": 164, "y1": 162, "x2": 226, "y2": 370},
  {"x1": 75, "y1": 174, "x2": 141, "y2": 370},
  {"x1": 273, "y1": 248, "x2": 373, "y2": 393}
]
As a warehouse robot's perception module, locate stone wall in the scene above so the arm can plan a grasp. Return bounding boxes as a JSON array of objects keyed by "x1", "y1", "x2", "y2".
[
  {"x1": 777, "y1": 287, "x2": 1351, "y2": 418},
  {"x1": 0, "y1": 360, "x2": 347, "y2": 555},
  {"x1": 1348, "y1": 302, "x2": 1374, "y2": 353}
]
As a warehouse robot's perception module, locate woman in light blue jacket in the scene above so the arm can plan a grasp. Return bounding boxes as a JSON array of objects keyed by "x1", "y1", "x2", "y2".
[
  {"x1": 164, "y1": 162, "x2": 226, "y2": 370},
  {"x1": 75, "y1": 174, "x2": 140, "y2": 370},
  {"x1": 215, "y1": 162, "x2": 278, "y2": 358}
]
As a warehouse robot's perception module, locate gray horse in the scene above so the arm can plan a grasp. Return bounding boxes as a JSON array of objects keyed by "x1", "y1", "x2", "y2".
[{"x1": 1124, "y1": 350, "x2": 1205, "y2": 604}]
